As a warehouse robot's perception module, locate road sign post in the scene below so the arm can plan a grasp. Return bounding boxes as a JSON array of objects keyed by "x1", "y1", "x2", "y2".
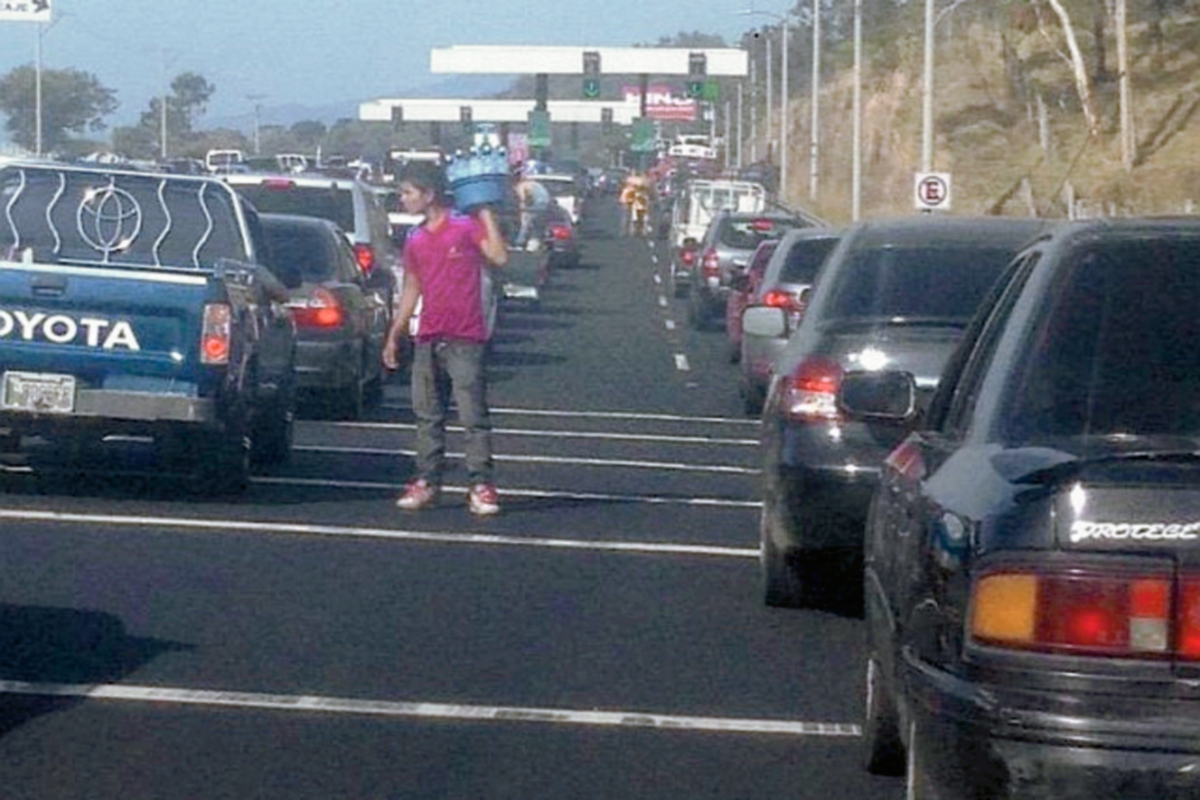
[{"x1": 914, "y1": 172, "x2": 951, "y2": 212}]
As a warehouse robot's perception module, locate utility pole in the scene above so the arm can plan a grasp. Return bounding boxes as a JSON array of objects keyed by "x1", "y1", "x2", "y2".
[
  {"x1": 809, "y1": 0, "x2": 820, "y2": 201},
  {"x1": 247, "y1": 94, "x2": 268, "y2": 156},
  {"x1": 35, "y1": 24, "x2": 42, "y2": 157},
  {"x1": 852, "y1": 0, "x2": 863, "y2": 220},
  {"x1": 922, "y1": 0, "x2": 935, "y2": 172},
  {"x1": 750, "y1": 57, "x2": 758, "y2": 163},
  {"x1": 736, "y1": 81, "x2": 744, "y2": 170},
  {"x1": 1116, "y1": 0, "x2": 1133, "y2": 172},
  {"x1": 765, "y1": 35, "x2": 773, "y2": 163}
]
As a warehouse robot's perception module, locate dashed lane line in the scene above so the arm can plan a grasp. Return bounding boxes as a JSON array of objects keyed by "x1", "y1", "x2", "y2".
[
  {"x1": 675, "y1": 354, "x2": 691, "y2": 372},
  {"x1": 658, "y1": 296, "x2": 669, "y2": 308},
  {"x1": 665, "y1": 320, "x2": 677, "y2": 331},
  {"x1": 251, "y1": 477, "x2": 763, "y2": 509},
  {"x1": 0, "y1": 509, "x2": 760, "y2": 557},
  {"x1": 0, "y1": 680, "x2": 861, "y2": 738},
  {"x1": 294, "y1": 445, "x2": 761, "y2": 475}
]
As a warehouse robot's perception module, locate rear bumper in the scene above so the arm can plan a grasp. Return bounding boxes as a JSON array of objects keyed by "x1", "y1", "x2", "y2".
[
  {"x1": 1, "y1": 389, "x2": 216, "y2": 426},
  {"x1": 294, "y1": 338, "x2": 360, "y2": 390},
  {"x1": 905, "y1": 651, "x2": 1200, "y2": 799}
]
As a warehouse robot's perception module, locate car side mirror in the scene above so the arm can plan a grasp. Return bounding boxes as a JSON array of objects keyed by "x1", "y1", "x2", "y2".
[
  {"x1": 837, "y1": 371, "x2": 918, "y2": 422},
  {"x1": 742, "y1": 306, "x2": 788, "y2": 339}
]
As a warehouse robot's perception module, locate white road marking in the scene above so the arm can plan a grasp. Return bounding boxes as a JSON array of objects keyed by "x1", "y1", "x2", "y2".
[
  {"x1": 295, "y1": 445, "x2": 760, "y2": 475},
  {"x1": 653, "y1": 273, "x2": 662, "y2": 285},
  {"x1": 482, "y1": 407, "x2": 753, "y2": 424},
  {"x1": 0, "y1": 509, "x2": 759, "y2": 557},
  {"x1": 675, "y1": 354, "x2": 691, "y2": 372},
  {"x1": 252, "y1": 477, "x2": 763, "y2": 509},
  {"x1": 665, "y1": 320, "x2": 677, "y2": 331},
  {"x1": 0, "y1": 679, "x2": 861, "y2": 738},
  {"x1": 338, "y1": 423, "x2": 759, "y2": 447},
  {"x1": 658, "y1": 296, "x2": 669, "y2": 308}
]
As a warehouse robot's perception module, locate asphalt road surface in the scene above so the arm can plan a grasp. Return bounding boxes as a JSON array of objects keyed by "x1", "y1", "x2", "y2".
[{"x1": 0, "y1": 198, "x2": 904, "y2": 799}]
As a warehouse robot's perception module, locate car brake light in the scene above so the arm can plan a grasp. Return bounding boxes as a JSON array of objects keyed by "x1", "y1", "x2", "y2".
[
  {"x1": 1178, "y1": 578, "x2": 1200, "y2": 658},
  {"x1": 352, "y1": 243, "x2": 375, "y2": 274},
  {"x1": 751, "y1": 218, "x2": 776, "y2": 232},
  {"x1": 288, "y1": 287, "x2": 345, "y2": 329},
  {"x1": 262, "y1": 179, "x2": 296, "y2": 190},
  {"x1": 780, "y1": 355, "x2": 842, "y2": 421},
  {"x1": 201, "y1": 303, "x2": 231, "y2": 365},
  {"x1": 762, "y1": 289, "x2": 805, "y2": 315},
  {"x1": 970, "y1": 568, "x2": 1178, "y2": 658},
  {"x1": 681, "y1": 249, "x2": 697, "y2": 265},
  {"x1": 549, "y1": 224, "x2": 572, "y2": 241},
  {"x1": 701, "y1": 248, "x2": 720, "y2": 278}
]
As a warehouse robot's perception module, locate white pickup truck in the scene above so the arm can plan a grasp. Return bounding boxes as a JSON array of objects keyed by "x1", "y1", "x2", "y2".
[{"x1": 668, "y1": 179, "x2": 766, "y2": 297}]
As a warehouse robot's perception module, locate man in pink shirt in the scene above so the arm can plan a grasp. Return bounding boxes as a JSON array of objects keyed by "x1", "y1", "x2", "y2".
[{"x1": 382, "y1": 161, "x2": 508, "y2": 515}]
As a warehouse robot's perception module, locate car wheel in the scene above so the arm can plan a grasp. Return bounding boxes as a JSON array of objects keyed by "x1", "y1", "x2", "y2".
[
  {"x1": 864, "y1": 655, "x2": 906, "y2": 776},
  {"x1": 760, "y1": 503, "x2": 805, "y2": 607}
]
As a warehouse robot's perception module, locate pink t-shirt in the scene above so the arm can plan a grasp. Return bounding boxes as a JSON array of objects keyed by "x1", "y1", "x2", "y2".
[{"x1": 403, "y1": 213, "x2": 489, "y2": 343}]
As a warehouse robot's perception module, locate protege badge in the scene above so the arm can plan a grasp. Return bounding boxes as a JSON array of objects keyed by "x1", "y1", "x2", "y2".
[
  {"x1": 1071, "y1": 521, "x2": 1200, "y2": 543},
  {"x1": 0, "y1": 310, "x2": 140, "y2": 351}
]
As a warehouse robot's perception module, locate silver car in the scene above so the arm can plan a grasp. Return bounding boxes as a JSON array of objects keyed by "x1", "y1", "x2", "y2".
[{"x1": 739, "y1": 227, "x2": 842, "y2": 415}]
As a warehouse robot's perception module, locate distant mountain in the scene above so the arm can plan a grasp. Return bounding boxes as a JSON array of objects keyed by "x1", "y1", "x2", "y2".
[{"x1": 202, "y1": 75, "x2": 517, "y2": 132}]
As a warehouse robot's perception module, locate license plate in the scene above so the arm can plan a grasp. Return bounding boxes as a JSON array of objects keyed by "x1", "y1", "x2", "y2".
[{"x1": 1, "y1": 372, "x2": 76, "y2": 414}]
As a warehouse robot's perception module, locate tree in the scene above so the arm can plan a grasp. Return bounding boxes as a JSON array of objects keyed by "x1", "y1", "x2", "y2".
[
  {"x1": 0, "y1": 65, "x2": 118, "y2": 152},
  {"x1": 168, "y1": 72, "x2": 215, "y2": 132}
]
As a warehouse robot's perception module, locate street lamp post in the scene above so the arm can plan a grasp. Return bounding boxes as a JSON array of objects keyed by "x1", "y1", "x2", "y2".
[
  {"x1": 809, "y1": 0, "x2": 820, "y2": 201},
  {"x1": 742, "y1": 8, "x2": 791, "y2": 203}
]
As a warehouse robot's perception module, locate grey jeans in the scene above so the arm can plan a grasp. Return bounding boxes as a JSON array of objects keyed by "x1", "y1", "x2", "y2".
[{"x1": 411, "y1": 339, "x2": 494, "y2": 485}]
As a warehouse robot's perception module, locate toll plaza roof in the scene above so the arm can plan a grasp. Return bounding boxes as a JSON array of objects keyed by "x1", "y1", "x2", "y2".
[{"x1": 430, "y1": 46, "x2": 748, "y2": 77}]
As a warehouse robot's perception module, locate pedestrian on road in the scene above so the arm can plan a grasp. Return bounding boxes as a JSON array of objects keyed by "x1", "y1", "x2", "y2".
[
  {"x1": 513, "y1": 168, "x2": 552, "y2": 248},
  {"x1": 382, "y1": 161, "x2": 509, "y2": 516}
]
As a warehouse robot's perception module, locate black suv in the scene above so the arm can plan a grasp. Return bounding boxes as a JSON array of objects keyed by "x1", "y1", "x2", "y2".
[
  {"x1": 859, "y1": 218, "x2": 1200, "y2": 798},
  {"x1": 747, "y1": 215, "x2": 1048, "y2": 608}
]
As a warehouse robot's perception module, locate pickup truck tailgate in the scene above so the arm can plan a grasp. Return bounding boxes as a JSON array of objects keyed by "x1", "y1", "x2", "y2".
[{"x1": 0, "y1": 263, "x2": 213, "y2": 395}]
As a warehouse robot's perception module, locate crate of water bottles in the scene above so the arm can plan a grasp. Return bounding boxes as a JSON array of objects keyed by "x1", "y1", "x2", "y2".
[{"x1": 446, "y1": 145, "x2": 510, "y2": 212}]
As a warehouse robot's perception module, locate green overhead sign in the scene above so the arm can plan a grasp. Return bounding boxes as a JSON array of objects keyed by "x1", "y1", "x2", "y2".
[
  {"x1": 527, "y1": 109, "x2": 551, "y2": 149},
  {"x1": 631, "y1": 118, "x2": 656, "y2": 153}
]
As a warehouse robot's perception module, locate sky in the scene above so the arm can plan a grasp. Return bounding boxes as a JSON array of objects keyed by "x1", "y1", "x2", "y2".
[{"x1": 0, "y1": 0, "x2": 769, "y2": 136}]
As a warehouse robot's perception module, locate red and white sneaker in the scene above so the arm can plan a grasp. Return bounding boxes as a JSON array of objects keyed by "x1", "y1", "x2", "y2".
[
  {"x1": 396, "y1": 478, "x2": 439, "y2": 511},
  {"x1": 467, "y1": 483, "x2": 500, "y2": 516}
]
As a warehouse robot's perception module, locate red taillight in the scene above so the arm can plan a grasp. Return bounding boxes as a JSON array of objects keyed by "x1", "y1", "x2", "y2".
[
  {"x1": 549, "y1": 224, "x2": 572, "y2": 241},
  {"x1": 1179, "y1": 579, "x2": 1200, "y2": 659},
  {"x1": 262, "y1": 179, "x2": 296, "y2": 190},
  {"x1": 780, "y1": 355, "x2": 843, "y2": 422},
  {"x1": 762, "y1": 289, "x2": 805, "y2": 314},
  {"x1": 971, "y1": 568, "x2": 1180, "y2": 659},
  {"x1": 201, "y1": 303, "x2": 231, "y2": 365},
  {"x1": 681, "y1": 249, "x2": 697, "y2": 266},
  {"x1": 701, "y1": 248, "x2": 720, "y2": 278},
  {"x1": 352, "y1": 243, "x2": 375, "y2": 274},
  {"x1": 750, "y1": 218, "x2": 776, "y2": 232},
  {"x1": 288, "y1": 287, "x2": 345, "y2": 329}
]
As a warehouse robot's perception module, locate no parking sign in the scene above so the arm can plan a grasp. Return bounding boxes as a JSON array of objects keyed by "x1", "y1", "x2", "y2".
[{"x1": 914, "y1": 172, "x2": 951, "y2": 212}]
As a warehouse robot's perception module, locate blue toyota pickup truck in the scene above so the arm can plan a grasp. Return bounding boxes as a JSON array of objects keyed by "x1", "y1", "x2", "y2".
[{"x1": 0, "y1": 162, "x2": 299, "y2": 493}]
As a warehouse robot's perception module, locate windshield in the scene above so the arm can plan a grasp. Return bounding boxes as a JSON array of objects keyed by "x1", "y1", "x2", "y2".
[
  {"x1": 719, "y1": 217, "x2": 803, "y2": 250},
  {"x1": 826, "y1": 245, "x2": 1012, "y2": 322},
  {"x1": 261, "y1": 220, "x2": 339, "y2": 282},
  {"x1": 779, "y1": 236, "x2": 838, "y2": 283},
  {"x1": 232, "y1": 183, "x2": 356, "y2": 232},
  {"x1": 1003, "y1": 239, "x2": 1200, "y2": 444}
]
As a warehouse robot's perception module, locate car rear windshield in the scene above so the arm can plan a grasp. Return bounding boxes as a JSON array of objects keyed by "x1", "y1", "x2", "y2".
[
  {"x1": 779, "y1": 237, "x2": 838, "y2": 284},
  {"x1": 720, "y1": 218, "x2": 803, "y2": 250},
  {"x1": 233, "y1": 183, "x2": 356, "y2": 232},
  {"x1": 262, "y1": 222, "x2": 338, "y2": 282},
  {"x1": 826, "y1": 245, "x2": 1011, "y2": 322},
  {"x1": 1003, "y1": 239, "x2": 1200, "y2": 441}
]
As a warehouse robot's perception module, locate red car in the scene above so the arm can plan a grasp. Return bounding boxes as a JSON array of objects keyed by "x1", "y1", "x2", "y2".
[{"x1": 724, "y1": 239, "x2": 780, "y2": 363}]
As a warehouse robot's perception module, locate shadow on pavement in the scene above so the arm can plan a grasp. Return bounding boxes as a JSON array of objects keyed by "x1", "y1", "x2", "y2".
[{"x1": 0, "y1": 605, "x2": 191, "y2": 739}]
